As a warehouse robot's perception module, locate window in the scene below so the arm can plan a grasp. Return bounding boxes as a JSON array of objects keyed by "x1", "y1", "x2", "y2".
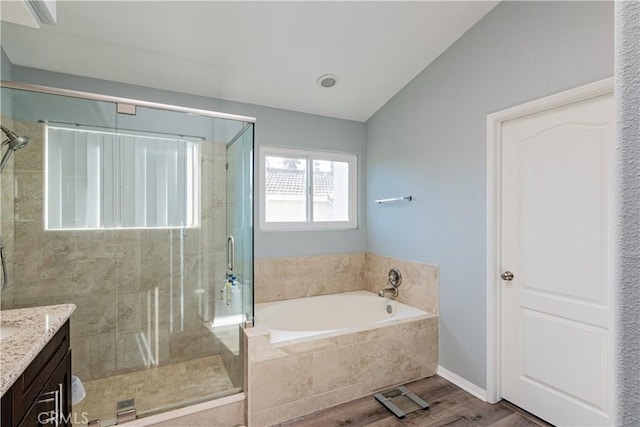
[
  {"x1": 260, "y1": 146, "x2": 357, "y2": 231},
  {"x1": 45, "y1": 125, "x2": 200, "y2": 230}
]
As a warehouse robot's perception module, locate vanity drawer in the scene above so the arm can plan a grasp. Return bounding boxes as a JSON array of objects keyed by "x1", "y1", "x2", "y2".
[
  {"x1": 18, "y1": 351, "x2": 72, "y2": 427},
  {"x1": 1, "y1": 320, "x2": 71, "y2": 427}
]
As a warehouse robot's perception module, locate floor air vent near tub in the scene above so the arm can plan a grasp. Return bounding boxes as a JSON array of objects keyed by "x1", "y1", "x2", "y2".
[{"x1": 374, "y1": 386, "x2": 430, "y2": 418}]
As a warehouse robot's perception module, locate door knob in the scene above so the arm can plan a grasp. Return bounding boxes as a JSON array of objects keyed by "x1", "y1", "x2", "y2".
[{"x1": 501, "y1": 271, "x2": 514, "y2": 281}]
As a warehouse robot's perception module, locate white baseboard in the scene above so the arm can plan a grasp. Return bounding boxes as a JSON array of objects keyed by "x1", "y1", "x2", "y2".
[{"x1": 437, "y1": 366, "x2": 487, "y2": 402}]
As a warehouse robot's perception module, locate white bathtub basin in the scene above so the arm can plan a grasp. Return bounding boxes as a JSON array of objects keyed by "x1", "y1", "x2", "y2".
[
  {"x1": 0, "y1": 324, "x2": 21, "y2": 340},
  {"x1": 255, "y1": 290, "x2": 431, "y2": 344}
]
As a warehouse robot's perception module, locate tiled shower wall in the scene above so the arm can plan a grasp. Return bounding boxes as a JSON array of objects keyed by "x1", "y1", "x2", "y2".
[
  {"x1": 0, "y1": 121, "x2": 229, "y2": 381},
  {"x1": 255, "y1": 252, "x2": 439, "y2": 314},
  {"x1": 0, "y1": 116, "x2": 15, "y2": 294}
]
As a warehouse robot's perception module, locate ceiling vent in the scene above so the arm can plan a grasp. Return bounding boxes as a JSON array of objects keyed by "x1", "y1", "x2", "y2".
[
  {"x1": 1, "y1": 0, "x2": 56, "y2": 28},
  {"x1": 317, "y1": 74, "x2": 339, "y2": 88}
]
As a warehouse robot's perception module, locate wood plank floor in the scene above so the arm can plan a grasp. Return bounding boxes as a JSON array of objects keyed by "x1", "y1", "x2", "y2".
[{"x1": 274, "y1": 376, "x2": 553, "y2": 427}]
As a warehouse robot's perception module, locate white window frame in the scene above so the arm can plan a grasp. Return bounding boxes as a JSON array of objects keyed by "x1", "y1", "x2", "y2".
[{"x1": 259, "y1": 146, "x2": 358, "y2": 231}]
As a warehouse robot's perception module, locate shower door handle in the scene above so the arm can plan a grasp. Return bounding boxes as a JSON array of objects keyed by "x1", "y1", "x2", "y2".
[{"x1": 227, "y1": 235, "x2": 235, "y2": 271}]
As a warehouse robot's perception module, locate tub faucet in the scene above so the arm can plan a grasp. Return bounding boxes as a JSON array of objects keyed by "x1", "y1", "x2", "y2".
[
  {"x1": 378, "y1": 268, "x2": 402, "y2": 298},
  {"x1": 378, "y1": 287, "x2": 399, "y2": 298}
]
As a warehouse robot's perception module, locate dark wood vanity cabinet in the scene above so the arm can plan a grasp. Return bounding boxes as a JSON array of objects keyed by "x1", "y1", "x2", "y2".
[{"x1": 1, "y1": 321, "x2": 72, "y2": 427}]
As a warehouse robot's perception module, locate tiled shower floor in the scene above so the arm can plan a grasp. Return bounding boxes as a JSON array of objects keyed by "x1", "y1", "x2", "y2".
[{"x1": 73, "y1": 355, "x2": 236, "y2": 425}]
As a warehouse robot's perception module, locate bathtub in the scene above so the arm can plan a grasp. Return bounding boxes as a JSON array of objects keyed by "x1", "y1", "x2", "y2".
[
  {"x1": 254, "y1": 290, "x2": 430, "y2": 344},
  {"x1": 247, "y1": 290, "x2": 438, "y2": 426}
]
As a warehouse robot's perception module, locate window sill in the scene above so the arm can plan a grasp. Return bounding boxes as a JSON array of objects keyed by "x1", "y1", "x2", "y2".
[{"x1": 260, "y1": 223, "x2": 358, "y2": 232}]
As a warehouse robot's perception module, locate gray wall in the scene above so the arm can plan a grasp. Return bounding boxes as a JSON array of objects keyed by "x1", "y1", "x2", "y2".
[
  {"x1": 9, "y1": 66, "x2": 367, "y2": 259},
  {"x1": 615, "y1": 2, "x2": 639, "y2": 424},
  {"x1": 1, "y1": 46, "x2": 11, "y2": 81},
  {"x1": 365, "y1": 1, "x2": 614, "y2": 389},
  {"x1": 1, "y1": 46, "x2": 12, "y2": 114}
]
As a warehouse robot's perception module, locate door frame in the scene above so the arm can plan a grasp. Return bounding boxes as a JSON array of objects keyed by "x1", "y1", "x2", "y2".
[{"x1": 485, "y1": 77, "x2": 614, "y2": 404}]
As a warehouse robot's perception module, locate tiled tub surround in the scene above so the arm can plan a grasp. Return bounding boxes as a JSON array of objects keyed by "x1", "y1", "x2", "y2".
[
  {"x1": 254, "y1": 253, "x2": 366, "y2": 302},
  {"x1": 0, "y1": 304, "x2": 76, "y2": 396},
  {"x1": 255, "y1": 253, "x2": 439, "y2": 315},
  {"x1": 364, "y1": 253, "x2": 439, "y2": 315},
  {"x1": 250, "y1": 254, "x2": 439, "y2": 426},
  {"x1": 245, "y1": 310, "x2": 438, "y2": 427}
]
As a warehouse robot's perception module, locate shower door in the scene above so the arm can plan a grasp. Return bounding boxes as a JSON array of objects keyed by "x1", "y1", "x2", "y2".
[
  {"x1": 1, "y1": 83, "x2": 253, "y2": 425},
  {"x1": 109, "y1": 105, "x2": 251, "y2": 421}
]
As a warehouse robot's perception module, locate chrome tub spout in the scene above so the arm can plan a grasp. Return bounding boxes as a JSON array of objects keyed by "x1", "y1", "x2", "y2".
[
  {"x1": 377, "y1": 268, "x2": 402, "y2": 298},
  {"x1": 378, "y1": 287, "x2": 399, "y2": 298}
]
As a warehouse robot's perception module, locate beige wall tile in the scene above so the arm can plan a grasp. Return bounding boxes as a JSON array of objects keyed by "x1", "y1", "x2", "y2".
[
  {"x1": 68, "y1": 295, "x2": 118, "y2": 338},
  {"x1": 254, "y1": 253, "x2": 366, "y2": 303},
  {"x1": 1, "y1": 173, "x2": 15, "y2": 222},
  {"x1": 250, "y1": 354, "x2": 313, "y2": 413},
  {"x1": 282, "y1": 338, "x2": 336, "y2": 356},
  {"x1": 149, "y1": 400, "x2": 245, "y2": 427},
  {"x1": 219, "y1": 330, "x2": 242, "y2": 388},
  {"x1": 71, "y1": 332, "x2": 117, "y2": 379},
  {"x1": 334, "y1": 383, "x2": 364, "y2": 403},
  {"x1": 252, "y1": 389, "x2": 339, "y2": 427},
  {"x1": 12, "y1": 121, "x2": 43, "y2": 171},
  {"x1": 311, "y1": 345, "x2": 362, "y2": 395},
  {"x1": 255, "y1": 252, "x2": 438, "y2": 316},
  {"x1": 365, "y1": 253, "x2": 439, "y2": 314},
  {"x1": 247, "y1": 316, "x2": 438, "y2": 426},
  {"x1": 13, "y1": 170, "x2": 43, "y2": 221}
]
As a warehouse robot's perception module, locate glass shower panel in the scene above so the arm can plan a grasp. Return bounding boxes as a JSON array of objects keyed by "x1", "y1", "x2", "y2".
[
  {"x1": 208, "y1": 123, "x2": 254, "y2": 391},
  {"x1": 1, "y1": 84, "x2": 253, "y2": 424},
  {"x1": 222, "y1": 125, "x2": 251, "y2": 326},
  {"x1": 225, "y1": 124, "x2": 254, "y2": 327},
  {"x1": 112, "y1": 106, "x2": 247, "y2": 418},
  {"x1": 0, "y1": 87, "x2": 119, "y2": 424}
]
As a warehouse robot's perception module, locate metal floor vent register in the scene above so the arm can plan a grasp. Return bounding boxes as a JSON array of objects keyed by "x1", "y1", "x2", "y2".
[{"x1": 374, "y1": 386, "x2": 430, "y2": 418}]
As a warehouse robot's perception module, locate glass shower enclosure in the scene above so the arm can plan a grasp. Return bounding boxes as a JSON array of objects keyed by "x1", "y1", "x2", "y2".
[{"x1": 0, "y1": 82, "x2": 254, "y2": 425}]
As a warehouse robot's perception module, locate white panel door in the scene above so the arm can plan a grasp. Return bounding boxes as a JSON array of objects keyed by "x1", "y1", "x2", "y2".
[{"x1": 500, "y1": 92, "x2": 614, "y2": 426}]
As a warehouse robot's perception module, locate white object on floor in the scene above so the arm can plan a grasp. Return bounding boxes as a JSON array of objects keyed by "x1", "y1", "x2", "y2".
[{"x1": 71, "y1": 375, "x2": 86, "y2": 405}]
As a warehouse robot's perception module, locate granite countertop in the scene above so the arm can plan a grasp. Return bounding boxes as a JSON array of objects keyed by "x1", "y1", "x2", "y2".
[{"x1": 0, "y1": 304, "x2": 76, "y2": 397}]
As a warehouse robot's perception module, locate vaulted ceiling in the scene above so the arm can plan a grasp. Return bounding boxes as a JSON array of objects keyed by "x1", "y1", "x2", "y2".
[{"x1": 1, "y1": 1, "x2": 498, "y2": 121}]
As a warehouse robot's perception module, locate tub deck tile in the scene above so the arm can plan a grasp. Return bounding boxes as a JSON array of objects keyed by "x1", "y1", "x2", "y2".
[{"x1": 284, "y1": 338, "x2": 337, "y2": 355}]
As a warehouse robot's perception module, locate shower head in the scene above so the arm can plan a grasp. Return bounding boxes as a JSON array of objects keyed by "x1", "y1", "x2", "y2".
[
  {"x1": 1, "y1": 125, "x2": 30, "y2": 151},
  {"x1": 0, "y1": 125, "x2": 31, "y2": 173}
]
